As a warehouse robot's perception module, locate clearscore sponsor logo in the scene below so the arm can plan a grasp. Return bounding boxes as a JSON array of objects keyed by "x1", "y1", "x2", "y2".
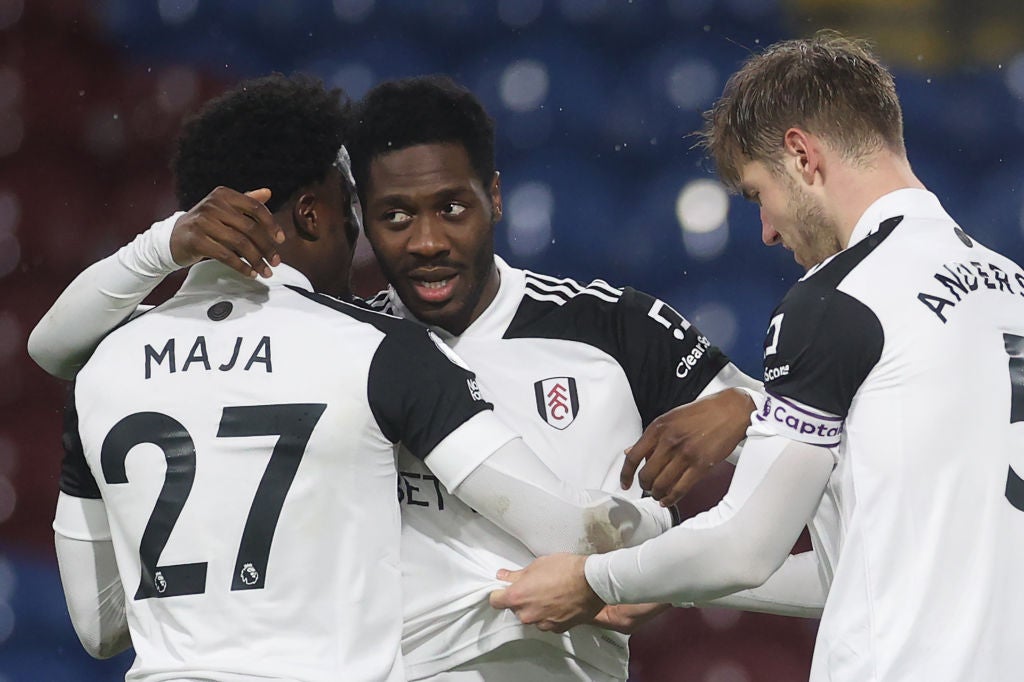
[
  {"x1": 676, "y1": 335, "x2": 711, "y2": 379},
  {"x1": 763, "y1": 396, "x2": 844, "y2": 441},
  {"x1": 764, "y1": 364, "x2": 790, "y2": 382}
]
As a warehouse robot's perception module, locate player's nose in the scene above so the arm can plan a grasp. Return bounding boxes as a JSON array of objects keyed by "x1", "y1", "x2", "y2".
[
  {"x1": 760, "y1": 208, "x2": 781, "y2": 246},
  {"x1": 407, "y1": 215, "x2": 451, "y2": 257}
]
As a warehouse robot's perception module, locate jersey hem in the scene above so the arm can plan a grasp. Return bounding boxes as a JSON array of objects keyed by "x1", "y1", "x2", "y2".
[{"x1": 404, "y1": 623, "x2": 628, "y2": 681}]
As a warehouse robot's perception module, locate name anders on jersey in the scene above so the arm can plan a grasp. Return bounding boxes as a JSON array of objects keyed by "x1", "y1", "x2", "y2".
[
  {"x1": 918, "y1": 258, "x2": 1024, "y2": 323},
  {"x1": 759, "y1": 394, "x2": 844, "y2": 446},
  {"x1": 144, "y1": 335, "x2": 271, "y2": 379}
]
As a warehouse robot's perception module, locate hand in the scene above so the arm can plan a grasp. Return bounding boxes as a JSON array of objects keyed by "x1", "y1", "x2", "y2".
[
  {"x1": 620, "y1": 388, "x2": 755, "y2": 506},
  {"x1": 170, "y1": 186, "x2": 283, "y2": 278},
  {"x1": 489, "y1": 554, "x2": 605, "y2": 633},
  {"x1": 591, "y1": 602, "x2": 671, "y2": 634}
]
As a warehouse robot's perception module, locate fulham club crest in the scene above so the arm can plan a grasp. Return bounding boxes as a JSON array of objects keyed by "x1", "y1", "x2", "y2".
[{"x1": 534, "y1": 377, "x2": 579, "y2": 430}]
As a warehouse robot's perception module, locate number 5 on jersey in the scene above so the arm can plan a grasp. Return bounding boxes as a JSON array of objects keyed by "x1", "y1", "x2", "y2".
[
  {"x1": 1004, "y1": 334, "x2": 1024, "y2": 512},
  {"x1": 101, "y1": 403, "x2": 326, "y2": 600}
]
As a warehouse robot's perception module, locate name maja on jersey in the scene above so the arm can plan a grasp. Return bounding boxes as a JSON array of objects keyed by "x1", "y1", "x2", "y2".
[{"x1": 143, "y1": 335, "x2": 272, "y2": 378}]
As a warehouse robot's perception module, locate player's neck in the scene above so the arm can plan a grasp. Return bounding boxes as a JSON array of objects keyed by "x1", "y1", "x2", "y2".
[{"x1": 829, "y1": 153, "x2": 926, "y2": 249}]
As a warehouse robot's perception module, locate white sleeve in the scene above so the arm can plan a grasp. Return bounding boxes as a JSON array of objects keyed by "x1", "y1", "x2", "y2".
[
  {"x1": 697, "y1": 550, "x2": 825, "y2": 618},
  {"x1": 53, "y1": 494, "x2": 131, "y2": 659},
  {"x1": 696, "y1": 362, "x2": 764, "y2": 402},
  {"x1": 696, "y1": 363, "x2": 765, "y2": 464},
  {"x1": 583, "y1": 432, "x2": 833, "y2": 606},
  {"x1": 27, "y1": 213, "x2": 184, "y2": 379},
  {"x1": 425, "y1": 432, "x2": 673, "y2": 557}
]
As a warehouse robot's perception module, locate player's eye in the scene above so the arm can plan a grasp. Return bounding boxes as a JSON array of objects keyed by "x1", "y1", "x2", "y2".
[
  {"x1": 382, "y1": 209, "x2": 413, "y2": 225},
  {"x1": 441, "y1": 203, "x2": 467, "y2": 218}
]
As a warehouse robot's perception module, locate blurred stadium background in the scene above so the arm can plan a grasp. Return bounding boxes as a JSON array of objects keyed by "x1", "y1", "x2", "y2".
[{"x1": 1, "y1": 0, "x2": 1023, "y2": 679}]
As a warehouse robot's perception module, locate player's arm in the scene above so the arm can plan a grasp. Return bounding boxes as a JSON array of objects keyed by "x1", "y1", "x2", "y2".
[
  {"x1": 53, "y1": 389, "x2": 131, "y2": 658},
  {"x1": 612, "y1": 289, "x2": 763, "y2": 505},
  {"x1": 697, "y1": 550, "x2": 824, "y2": 618},
  {"x1": 27, "y1": 187, "x2": 279, "y2": 379},
  {"x1": 489, "y1": 427, "x2": 833, "y2": 631},
  {"x1": 591, "y1": 547, "x2": 823, "y2": 634},
  {"x1": 53, "y1": 494, "x2": 131, "y2": 659},
  {"x1": 368, "y1": 324, "x2": 673, "y2": 557},
  {"x1": 426, "y1": 421, "x2": 674, "y2": 555}
]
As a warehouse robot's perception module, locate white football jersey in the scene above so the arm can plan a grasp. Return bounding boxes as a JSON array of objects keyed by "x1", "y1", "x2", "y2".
[
  {"x1": 757, "y1": 189, "x2": 1024, "y2": 681},
  {"x1": 367, "y1": 257, "x2": 731, "y2": 680},
  {"x1": 59, "y1": 261, "x2": 504, "y2": 682}
]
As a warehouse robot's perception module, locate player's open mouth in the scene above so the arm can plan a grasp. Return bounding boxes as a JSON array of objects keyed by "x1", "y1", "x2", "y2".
[{"x1": 411, "y1": 275, "x2": 458, "y2": 303}]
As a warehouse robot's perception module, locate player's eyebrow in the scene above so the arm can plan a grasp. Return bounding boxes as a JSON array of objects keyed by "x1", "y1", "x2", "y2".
[{"x1": 371, "y1": 185, "x2": 476, "y2": 208}]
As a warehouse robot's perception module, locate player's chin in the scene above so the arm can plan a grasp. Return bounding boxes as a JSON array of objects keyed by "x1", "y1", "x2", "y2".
[{"x1": 404, "y1": 292, "x2": 463, "y2": 326}]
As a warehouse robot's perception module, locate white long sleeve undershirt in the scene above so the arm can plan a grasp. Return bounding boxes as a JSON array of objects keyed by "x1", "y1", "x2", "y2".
[
  {"x1": 28, "y1": 213, "x2": 183, "y2": 379},
  {"x1": 698, "y1": 550, "x2": 825, "y2": 618},
  {"x1": 584, "y1": 430, "x2": 834, "y2": 607}
]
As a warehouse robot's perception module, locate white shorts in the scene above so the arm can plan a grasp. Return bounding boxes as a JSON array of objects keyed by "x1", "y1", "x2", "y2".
[{"x1": 418, "y1": 639, "x2": 622, "y2": 682}]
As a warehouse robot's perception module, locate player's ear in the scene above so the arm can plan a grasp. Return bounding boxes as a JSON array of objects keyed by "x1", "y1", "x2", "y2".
[
  {"x1": 292, "y1": 191, "x2": 319, "y2": 242},
  {"x1": 783, "y1": 127, "x2": 820, "y2": 186},
  {"x1": 490, "y1": 171, "x2": 502, "y2": 224}
]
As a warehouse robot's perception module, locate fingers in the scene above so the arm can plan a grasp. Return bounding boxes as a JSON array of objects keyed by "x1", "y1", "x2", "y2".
[
  {"x1": 488, "y1": 588, "x2": 510, "y2": 610},
  {"x1": 239, "y1": 188, "x2": 285, "y2": 246},
  {"x1": 173, "y1": 187, "x2": 283, "y2": 278},
  {"x1": 496, "y1": 568, "x2": 522, "y2": 583},
  {"x1": 244, "y1": 187, "x2": 273, "y2": 208},
  {"x1": 652, "y1": 466, "x2": 703, "y2": 508},
  {"x1": 489, "y1": 568, "x2": 522, "y2": 610},
  {"x1": 620, "y1": 427, "x2": 657, "y2": 489}
]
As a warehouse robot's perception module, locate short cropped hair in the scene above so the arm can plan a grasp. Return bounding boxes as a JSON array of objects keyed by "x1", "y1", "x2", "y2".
[
  {"x1": 172, "y1": 73, "x2": 349, "y2": 213},
  {"x1": 699, "y1": 31, "x2": 905, "y2": 190},
  {"x1": 347, "y1": 75, "x2": 496, "y2": 205}
]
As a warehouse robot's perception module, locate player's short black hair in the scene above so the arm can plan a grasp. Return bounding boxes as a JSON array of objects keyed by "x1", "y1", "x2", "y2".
[
  {"x1": 347, "y1": 75, "x2": 496, "y2": 206},
  {"x1": 172, "y1": 73, "x2": 350, "y2": 213}
]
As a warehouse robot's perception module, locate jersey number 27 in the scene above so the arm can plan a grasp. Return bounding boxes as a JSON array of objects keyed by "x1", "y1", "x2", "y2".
[{"x1": 101, "y1": 403, "x2": 326, "y2": 600}]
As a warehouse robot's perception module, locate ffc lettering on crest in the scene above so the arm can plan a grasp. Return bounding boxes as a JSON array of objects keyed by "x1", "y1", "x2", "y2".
[{"x1": 534, "y1": 377, "x2": 580, "y2": 430}]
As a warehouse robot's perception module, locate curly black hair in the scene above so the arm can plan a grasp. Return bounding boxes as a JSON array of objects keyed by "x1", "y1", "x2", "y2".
[
  {"x1": 172, "y1": 73, "x2": 350, "y2": 213},
  {"x1": 347, "y1": 75, "x2": 495, "y2": 205}
]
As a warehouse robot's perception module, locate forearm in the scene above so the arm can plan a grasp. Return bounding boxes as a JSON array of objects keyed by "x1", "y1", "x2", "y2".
[
  {"x1": 447, "y1": 439, "x2": 673, "y2": 556},
  {"x1": 697, "y1": 550, "x2": 825, "y2": 618},
  {"x1": 697, "y1": 363, "x2": 765, "y2": 464},
  {"x1": 585, "y1": 437, "x2": 833, "y2": 605},
  {"x1": 28, "y1": 213, "x2": 182, "y2": 378},
  {"x1": 53, "y1": 494, "x2": 130, "y2": 658},
  {"x1": 55, "y1": 533, "x2": 131, "y2": 658}
]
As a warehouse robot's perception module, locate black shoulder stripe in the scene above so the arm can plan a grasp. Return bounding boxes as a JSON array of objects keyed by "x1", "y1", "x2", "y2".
[
  {"x1": 806, "y1": 215, "x2": 903, "y2": 288},
  {"x1": 285, "y1": 285, "x2": 406, "y2": 335}
]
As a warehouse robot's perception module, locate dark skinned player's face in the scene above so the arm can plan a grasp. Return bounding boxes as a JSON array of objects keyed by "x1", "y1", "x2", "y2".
[{"x1": 362, "y1": 143, "x2": 501, "y2": 335}]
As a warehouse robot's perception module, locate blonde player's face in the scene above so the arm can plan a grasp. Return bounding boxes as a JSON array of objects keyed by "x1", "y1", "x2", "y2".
[{"x1": 739, "y1": 160, "x2": 841, "y2": 271}]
